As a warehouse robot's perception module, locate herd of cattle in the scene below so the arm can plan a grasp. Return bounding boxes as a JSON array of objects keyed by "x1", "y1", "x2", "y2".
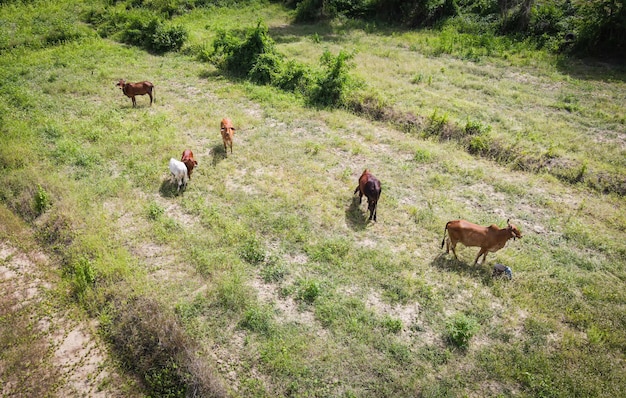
[{"x1": 117, "y1": 79, "x2": 521, "y2": 278}]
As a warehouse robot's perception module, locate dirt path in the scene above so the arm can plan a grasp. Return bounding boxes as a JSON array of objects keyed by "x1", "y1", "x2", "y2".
[{"x1": 0, "y1": 242, "x2": 139, "y2": 397}]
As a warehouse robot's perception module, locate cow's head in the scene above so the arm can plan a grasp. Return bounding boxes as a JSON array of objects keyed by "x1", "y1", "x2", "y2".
[
  {"x1": 507, "y1": 219, "x2": 522, "y2": 240},
  {"x1": 116, "y1": 79, "x2": 126, "y2": 89}
]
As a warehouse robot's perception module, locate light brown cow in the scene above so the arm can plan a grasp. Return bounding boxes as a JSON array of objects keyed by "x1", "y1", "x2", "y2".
[
  {"x1": 181, "y1": 149, "x2": 197, "y2": 179},
  {"x1": 220, "y1": 118, "x2": 235, "y2": 156},
  {"x1": 441, "y1": 219, "x2": 522, "y2": 265},
  {"x1": 116, "y1": 79, "x2": 154, "y2": 107}
]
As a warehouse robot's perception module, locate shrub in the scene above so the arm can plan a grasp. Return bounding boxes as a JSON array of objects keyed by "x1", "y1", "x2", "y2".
[
  {"x1": 149, "y1": 23, "x2": 187, "y2": 53},
  {"x1": 464, "y1": 118, "x2": 491, "y2": 136},
  {"x1": 239, "y1": 305, "x2": 274, "y2": 334},
  {"x1": 308, "y1": 50, "x2": 356, "y2": 108},
  {"x1": 147, "y1": 201, "x2": 165, "y2": 221},
  {"x1": 296, "y1": 279, "x2": 322, "y2": 304},
  {"x1": 212, "y1": 22, "x2": 277, "y2": 78},
  {"x1": 34, "y1": 185, "x2": 51, "y2": 216},
  {"x1": 445, "y1": 313, "x2": 478, "y2": 349},
  {"x1": 467, "y1": 134, "x2": 492, "y2": 154},
  {"x1": 239, "y1": 237, "x2": 266, "y2": 265},
  {"x1": 66, "y1": 257, "x2": 96, "y2": 304}
]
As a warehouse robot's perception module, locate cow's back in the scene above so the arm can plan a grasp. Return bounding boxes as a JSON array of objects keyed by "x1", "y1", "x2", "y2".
[{"x1": 447, "y1": 220, "x2": 489, "y2": 247}]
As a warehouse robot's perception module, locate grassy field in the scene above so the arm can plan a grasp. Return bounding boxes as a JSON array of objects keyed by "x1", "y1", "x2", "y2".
[{"x1": 1, "y1": 1, "x2": 625, "y2": 397}]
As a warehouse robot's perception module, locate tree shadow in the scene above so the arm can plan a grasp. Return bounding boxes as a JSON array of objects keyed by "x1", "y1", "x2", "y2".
[
  {"x1": 159, "y1": 178, "x2": 184, "y2": 198},
  {"x1": 430, "y1": 253, "x2": 493, "y2": 284},
  {"x1": 555, "y1": 55, "x2": 626, "y2": 83},
  {"x1": 345, "y1": 196, "x2": 368, "y2": 231}
]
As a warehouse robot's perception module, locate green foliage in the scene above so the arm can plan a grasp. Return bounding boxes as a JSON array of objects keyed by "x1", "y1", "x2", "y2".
[
  {"x1": 147, "y1": 201, "x2": 165, "y2": 221},
  {"x1": 66, "y1": 257, "x2": 96, "y2": 304},
  {"x1": 239, "y1": 236, "x2": 266, "y2": 265},
  {"x1": 34, "y1": 185, "x2": 51, "y2": 216},
  {"x1": 86, "y1": 6, "x2": 187, "y2": 53},
  {"x1": 212, "y1": 22, "x2": 276, "y2": 78},
  {"x1": 239, "y1": 304, "x2": 275, "y2": 334},
  {"x1": 296, "y1": 278, "x2": 322, "y2": 304},
  {"x1": 445, "y1": 313, "x2": 478, "y2": 349},
  {"x1": 308, "y1": 50, "x2": 356, "y2": 108}
]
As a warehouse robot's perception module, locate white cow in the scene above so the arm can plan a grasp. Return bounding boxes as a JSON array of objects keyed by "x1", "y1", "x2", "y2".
[{"x1": 169, "y1": 158, "x2": 188, "y2": 192}]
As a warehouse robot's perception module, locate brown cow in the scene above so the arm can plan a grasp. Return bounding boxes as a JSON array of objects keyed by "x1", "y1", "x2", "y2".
[
  {"x1": 116, "y1": 79, "x2": 154, "y2": 107},
  {"x1": 354, "y1": 169, "x2": 381, "y2": 222},
  {"x1": 181, "y1": 149, "x2": 198, "y2": 179},
  {"x1": 441, "y1": 219, "x2": 522, "y2": 265},
  {"x1": 220, "y1": 118, "x2": 235, "y2": 156}
]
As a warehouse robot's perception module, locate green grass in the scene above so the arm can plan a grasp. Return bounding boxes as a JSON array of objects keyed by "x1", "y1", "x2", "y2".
[{"x1": 1, "y1": 0, "x2": 626, "y2": 397}]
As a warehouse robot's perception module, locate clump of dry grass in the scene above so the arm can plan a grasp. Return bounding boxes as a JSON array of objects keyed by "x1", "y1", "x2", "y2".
[{"x1": 103, "y1": 294, "x2": 226, "y2": 398}]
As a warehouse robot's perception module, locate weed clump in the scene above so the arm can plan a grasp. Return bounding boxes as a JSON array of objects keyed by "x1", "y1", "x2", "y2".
[
  {"x1": 445, "y1": 313, "x2": 479, "y2": 350},
  {"x1": 103, "y1": 295, "x2": 226, "y2": 398}
]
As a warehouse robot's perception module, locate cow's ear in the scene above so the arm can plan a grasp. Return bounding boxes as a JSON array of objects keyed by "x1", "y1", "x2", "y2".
[{"x1": 507, "y1": 218, "x2": 511, "y2": 226}]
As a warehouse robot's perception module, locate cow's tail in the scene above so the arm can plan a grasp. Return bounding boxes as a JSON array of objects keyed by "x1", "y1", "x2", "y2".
[
  {"x1": 152, "y1": 86, "x2": 156, "y2": 104},
  {"x1": 441, "y1": 222, "x2": 450, "y2": 249}
]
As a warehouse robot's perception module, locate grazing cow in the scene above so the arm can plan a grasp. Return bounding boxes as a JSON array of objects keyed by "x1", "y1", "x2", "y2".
[
  {"x1": 353, "y1": 169, "x2": 382, "y2": 222},
  {"x1": 116, "y1": 79, "x2": 154, "y2": 107},
  {"x1": 181, "y1": 149, "x2": 198, "y2": 179},
  {"x1": 169, "y1": 158, "x2": 188, "y2": 192},
  {"x1": 220, "y1": 118, "x2": 235, "y2": 156},
  {"x1": 441, "y1": 219, "x2": 522, "y2": 266}
]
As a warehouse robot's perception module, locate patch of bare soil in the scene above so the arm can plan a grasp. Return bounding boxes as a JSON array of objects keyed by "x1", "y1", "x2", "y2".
[{"x1": 0, "y1": 242, "x2": 138, "y2": 398}]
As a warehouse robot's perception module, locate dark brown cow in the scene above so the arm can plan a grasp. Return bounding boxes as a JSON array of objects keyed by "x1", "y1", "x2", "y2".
[
  {"x1": 354, "y1": 169, "x2": 381, "y2": 222},
  {"x1": 220, "y1": 118, "x2": 235, "y2": 156},
  {"x1": 181, "y1": 149, "x2": 198, "y2": 179},
  {"x1": 116, "y1": 79, "x2": 154, "y2": 107},
  {"x1": 441, "y1": 219, "x2": 522, "y2": 265}
]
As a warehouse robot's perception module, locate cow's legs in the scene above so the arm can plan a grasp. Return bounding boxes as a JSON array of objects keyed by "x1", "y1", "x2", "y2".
[
  {"x1": 474, "y1": 249, "x2": 487, "y2": 266},
  {"x1": 448, "y1": 240, "x2": 459, "y2": 259}
]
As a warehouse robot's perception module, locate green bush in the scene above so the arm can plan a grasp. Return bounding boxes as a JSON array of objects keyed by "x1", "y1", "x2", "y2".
[
  {"x1": 308, "y1": 50, "x2": 356, "y2": 108},
  {"x1": 445, "y1": 313, "x2": 478, "y2": 349},
  {"x1": 239, "y1": 237, "x2": 266, "y2": 265},
  {"x1": 212, "y1": 22, "x2": 277, "y2": 78},
  {"x1": 239, "y1": 305, "x2": 274, "y2": 334},
  {"x1": 296, "y1": 279, "x2": 322, "y2": 304},
  {"x1": 34, "y1": 185, "x2": 51, "y2": 216}
]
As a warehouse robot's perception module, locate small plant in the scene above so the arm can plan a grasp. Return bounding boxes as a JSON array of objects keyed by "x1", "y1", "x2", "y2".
[
  {"x1": 381, "y1": 316, "x2": 403, "y2": 334},
  {"x1": 34, "y1": 185, "x2": 50, "y2": 215},
  {"x1": 69, "y1": 258, "x2": 96, "y2": 303},
  {"x1": 413, "y1": 148, "x2": 433, "y2": 163},
  {"x1": 425, "y1": 109, "x2": 449, "y2": 136},
  {"x1": 147, "y1": 201, "x2": 164, "y2": 221},
  {"x1": 445, "y1": 313, "x2": 478, "y2": 349},
  {"x1": 464, "y1": 119, "x2": 491, "y2": 136},
  {"x1": 239, "y1": 237, "x2": 266, "y2": 265},
  {"x1": 261, "y1": 261, "x2": 287, "y2": 283},
  {"x1": 296, "y1": 279, "x2": 322, "y2": 304},
  {"x1": 467, "y1": 134, "x2": 492, "y2": 154},
  {"x1": 239, "y1": 305, "x2": 274, "y2": 335}
]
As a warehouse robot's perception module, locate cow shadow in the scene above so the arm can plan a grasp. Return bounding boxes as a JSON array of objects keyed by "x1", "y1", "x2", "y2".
[
  {"x1": 345, "y1": 196, "x2": 369, "y2": 231},
  {"x1": 159, "y1": 178, "x2": 184, "y2": 198},
  {"x1": 210, "y1": 143, "x2": 228, "y2": 166},
  {"x1": 431, "y1": 253, "x2": 493, "y2": 284}
]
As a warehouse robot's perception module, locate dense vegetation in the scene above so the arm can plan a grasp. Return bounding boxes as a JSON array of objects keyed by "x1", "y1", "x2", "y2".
[{"x1": 1, "y1": 0, "x2": 625, "y2": 397}]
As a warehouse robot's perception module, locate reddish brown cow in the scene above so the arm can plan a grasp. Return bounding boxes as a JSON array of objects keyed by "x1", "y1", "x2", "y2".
[
  {"x1": 441, "y1": 219, "x2": 522, "y2": 265},
  {"x1": 354, "y1": 169, "x2": 381, "y2": 222},
  {"x1": 220, "y1": 118, "x2": 235, "y2": 156},
  {"x1": 116, "y1": 79, "x2": 154, "y2": 107},
  {"x1": 181, "y1": 149, "x2": 198, "y2": 179}
]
